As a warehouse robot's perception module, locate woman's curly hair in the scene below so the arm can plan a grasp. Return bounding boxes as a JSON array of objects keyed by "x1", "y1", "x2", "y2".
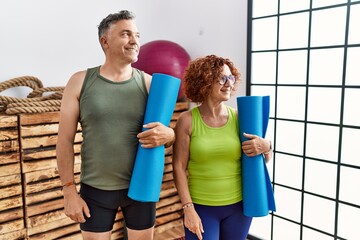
[{"x1": 183, "y1": 55, "x2": 241, "y2": 103}]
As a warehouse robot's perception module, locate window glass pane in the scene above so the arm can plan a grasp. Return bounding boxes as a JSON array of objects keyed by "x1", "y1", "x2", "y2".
[
  {"x1": 273, "y1": 217, "x2": 300, "y2": 239},
  {"x1": 344, "y1": 89, "x2": 360, "y2": 126},
  {"x1": 275, "y1": 154, "x2": 303, "y2": 189},
  {"x1": 338, "y1": 204, "x2": 360, "y2": 239},
  {"x1": 278, "y1": 50, "x2": 308, "y2": 84},
  {"x1": 341, "y1": 128, "x2": 360, "y2": 167},
  {"x1": 349, "y1": 4, "x2": 360, "y2": 44},
  {"x1": 279, "y1": 12, "x2": 309, "y2": 49},
  {"x1": 248, "y1": 215, "x2": 272, "y2": 239},
  {"x1": 346, "y1": 47, "x2": 360, "y2": 86},
  {"x1": 311, "y1": 7, "x2": 347, "y2": 47},
  {"x1": 303, "y1": 227, "x2": 334, "y2": 240},
  {"x1": 252, "y1": 17, "x2": 278, "y2": 51},
  {"x1": 339, "y1": 166, "x2": 360, "y2": 205},
  {"x1": 280, "y1": 0, "x2": 310, "y2": 13},
  {"x1": 303, "y1": 194, "x2": 335, "y2": 234},
  {"x1": 274, "y1": 186, "x2": 302, "y2": 222},
  {"x1": 277, "y1": 86, "x2": 306, "y2": 120},
  {"x1": 307, "y1": 87, "x2": 342, "y2": 124},
  {"x1": 276, "y1": 120, "x2": 304, "y2": 155},
  {"x1": 309, "y1": 48, "x2": 344, "y2": 85},
  {"x1": 251, "y1": 52, "x2": 276, "y2": 84},
  {"x1": 306, "y1": 124, "x2": 339, "y2": 162},
  {"x1": 252, "y1": 0, "x2": 278, "y2": 18},
  {"x1": 305, "y1": 159, "x2": 337, "y2": 198},
  {"x1": 312, "y1": 0, "x2": 347, "y2": 8}
]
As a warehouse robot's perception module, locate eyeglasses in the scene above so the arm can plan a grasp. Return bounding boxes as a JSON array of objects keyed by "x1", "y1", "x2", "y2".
[{"x1": 218, "y1": 75, "x2": 236, "y2": 85}]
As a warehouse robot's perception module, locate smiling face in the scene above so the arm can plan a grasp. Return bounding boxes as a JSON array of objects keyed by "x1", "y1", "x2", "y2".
[
  {"x1": 209, "y1": 64, "x2": 234, "y2": 102},
  {"x1": 100, "y1": 19, "x2": 140, "y2": 64}
]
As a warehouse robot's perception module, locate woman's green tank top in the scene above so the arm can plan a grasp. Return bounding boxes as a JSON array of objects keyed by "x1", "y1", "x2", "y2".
[
  {"x1": 188, "y1": 106, "x2": 242, "y2": 205},
  {"x1": 79, "y1": 66, "x2": 147, "y2": 190}
]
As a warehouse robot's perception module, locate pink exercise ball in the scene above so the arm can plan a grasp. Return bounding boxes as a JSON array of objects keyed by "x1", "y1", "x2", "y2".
[{"x1": 132, "y1": 40, "x2": 191, "y2": 101}]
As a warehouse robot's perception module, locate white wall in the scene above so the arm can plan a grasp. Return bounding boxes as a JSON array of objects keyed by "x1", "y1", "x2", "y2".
[{"x1": 0, "y1": 0, "x2": 247, "y2": 107}]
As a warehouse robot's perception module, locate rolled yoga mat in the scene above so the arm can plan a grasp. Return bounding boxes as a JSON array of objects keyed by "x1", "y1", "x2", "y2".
[
  {"x1": 128, "y1": 73, "x2": 181, "y2": 202},
  {"x1": 237, "y1": 96, "x2": 276, "y2": 217}
]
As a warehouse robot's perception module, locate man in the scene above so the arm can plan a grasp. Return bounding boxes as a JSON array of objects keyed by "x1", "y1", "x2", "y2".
[{"x1": 56, "y1": 10, "x2": 175, "y2": 240}]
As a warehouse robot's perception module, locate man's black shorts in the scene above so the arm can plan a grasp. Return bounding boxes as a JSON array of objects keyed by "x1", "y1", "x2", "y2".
[{"x1": 79, "y1": 183, "x2": 156, "y2": 232}]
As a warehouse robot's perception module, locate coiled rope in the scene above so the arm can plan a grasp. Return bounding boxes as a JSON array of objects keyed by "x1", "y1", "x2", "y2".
[{"x1": 0, "y1": 76, "x2": 64, "y2": 114}]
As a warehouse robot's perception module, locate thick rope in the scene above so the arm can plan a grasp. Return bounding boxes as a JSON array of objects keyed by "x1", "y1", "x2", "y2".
[
  {"x1": 27, "y1": 86, "x2": 64, "y2": 98},
  {"x1": 0, "y1": 76, "x2": 43, "y2": 92},
  {"x1": 5, "y1": 106, "x2": 61, "y2": 115},
  {"x1": 0, "y1": 76, "x2": 64, "y2": 114}
]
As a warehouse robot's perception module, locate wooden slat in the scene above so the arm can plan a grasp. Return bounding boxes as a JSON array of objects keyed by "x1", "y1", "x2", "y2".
[
  {"x1": 162, "y1": 172, "x2": 174, "y2": 182},
  {"x1": 25, "y1": 174, "x2": 80, "y2": 195},
  {"x1": 156, "y1": 195, "x2": 180, "y2": 209},
  {"x1": 160, "y1": 181, "x2": 176, "y2": 191},
  {"x1": 156, "y1": 211, "x2": 183, "y2": 225},
  {"x1": 0, "y1": 152, "x2": 20, "y2": 165},
  {"x1": 0, "y1": 208, "x2": 23, "y2": 223},
  {"x1": 25, "y1": 163, "x2": 81, "y2": 184},
  {"x1": 25, "y1": 184, "x2": 80, "y2": 205},
  {"x1": 0, "y1": 174, "x2": 21, "y2": 187},
  {"x1": 0, "y1": 115, "x2": 18, "y2": 128},
  {"x1": 0, "y1": 196, "x2": 23, "y2": 210},
  {"x1": 0, "y1": 185, "x2": 22, "y2": 199},
  {"x1": 26, "y1": 199, "x2": 64, "y2": 217},
  {"x1": 154, "y1": 224, "x2": 184, "y2": 240},
  {"x1": 154, "y1": 219, "x2": 183, "y2": 235},
  {"x1": 0, "y1": 163, "x2": 21, "y2": 177},
  {"x1": 0, "y1": 228, "x2": 26, "y2": 240},
  {"x1": 156, "y1": 203, "x2": 182, "y2": 217},
  {"x1": 28, "y1": 223, "x2": 80, "y2": 240},
  {"x1": 27, "y1": 216, "x2": 75, "y2": 236},
  {"x1": 174, "y1": 102, "x2": 189, "y2": 112},
  {"x1": 22, "y1": 155, "x2": 81, "y2": 173},
  {"x1": 21, "y1": 123, "x2": 60, "y2": 137},
  {"x1": 21, "y1": 132, "x2": 82, "y2": 149},
  {"x1": 0, "y1": 139, "x2": 19, "y2": 153},
  {"x1": 21, "y1": 123, "x2": 82, "y2": 138},
  {"x1": 23, "y1": 143, "x2": 81, "y2": 160},
  {"x1": 159, "y1": 187, "x2": 178, "y2": 199},
  {"x1": 0, "y1": 129, "x2": 18, "y2": 141},
  {"x1": 19, "y1": 112, "x2": 60, "y2": 125},
  {"x1": 27, "y1": 209, "x2": 65, "y2": 228},
  {"x1": 0, "y1": 219, "x2": 25, "y2": 235}
]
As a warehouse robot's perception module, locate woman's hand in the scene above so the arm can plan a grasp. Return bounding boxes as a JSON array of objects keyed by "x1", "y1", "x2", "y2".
[{"x1": 183, "y1": 207, "x2": 204, "y2": 240}]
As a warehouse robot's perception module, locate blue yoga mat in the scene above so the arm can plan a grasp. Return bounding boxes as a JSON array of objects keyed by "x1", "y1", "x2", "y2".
[
  {"x1": 128, "y1": 73, "x2": 181, "y2": 202},
  {"x1": 237, "y1": 96, "x2": 276, "y2": 217}
]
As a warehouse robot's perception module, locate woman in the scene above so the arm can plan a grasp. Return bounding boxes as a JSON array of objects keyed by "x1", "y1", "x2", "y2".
[{"x1": 173, "y1": 55, "x2": 272, "y2": 240}]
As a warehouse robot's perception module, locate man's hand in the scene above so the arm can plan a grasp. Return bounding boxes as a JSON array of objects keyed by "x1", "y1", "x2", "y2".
[
  {"x1": 137, "y1": 122, "x2": 175, "y2": 148},
  {"x1": 63, "y1": 186, "x2": 91, "y2": 223},
  {"x1": 241, "y1": 132, "x2": 271, "y2": 157}
]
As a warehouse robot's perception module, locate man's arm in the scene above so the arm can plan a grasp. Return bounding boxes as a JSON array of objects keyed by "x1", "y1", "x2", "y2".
[
  {"x1": 138, "y1": 72, "x2": 176, "y2": 148},
  {"x1": 56, "y1": 71, "x2": 90, "y2": 222}
]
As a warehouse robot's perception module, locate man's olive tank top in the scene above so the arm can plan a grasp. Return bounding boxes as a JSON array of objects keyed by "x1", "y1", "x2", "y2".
[{"x1": 79, "y1": 66, "x2": 147, "y2": 190}]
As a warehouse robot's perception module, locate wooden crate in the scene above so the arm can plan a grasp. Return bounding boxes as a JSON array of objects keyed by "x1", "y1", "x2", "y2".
[
  {"x1": 17, "y1": 112, "x2": 80, "y2": 239},
  {"x1": 0, "y1": 114, "x2": 27, "y2": 239},
  {"x1": 0, "y1": 101, "x2": 189, "y2": 240}
]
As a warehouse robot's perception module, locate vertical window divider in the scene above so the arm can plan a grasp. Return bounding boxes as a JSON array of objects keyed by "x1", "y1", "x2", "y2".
[
  {"x1": 300, "y1": 1, "x2": 313, "y2": 239},
  {"x1": 334, "y1": 1, "x2": 352, "y2": 239}
]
